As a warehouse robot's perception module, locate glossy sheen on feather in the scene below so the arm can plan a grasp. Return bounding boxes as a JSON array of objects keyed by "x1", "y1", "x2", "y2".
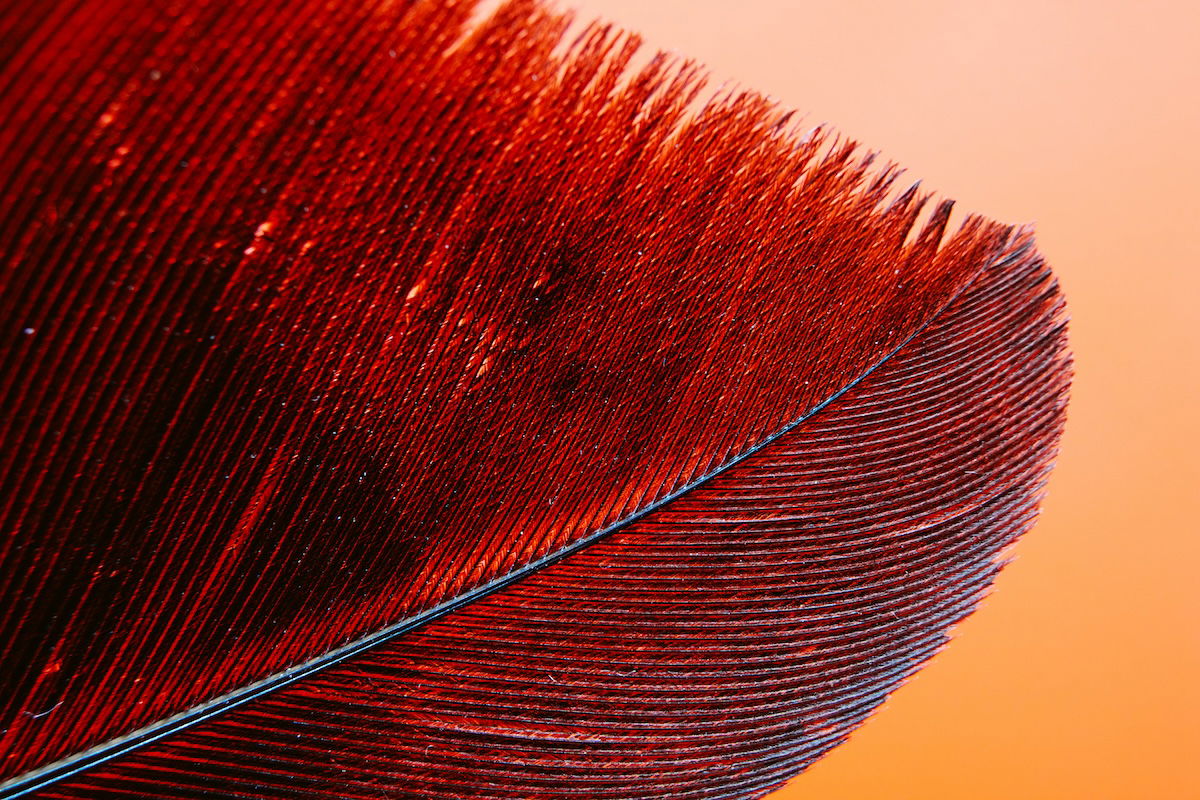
[{"x1": 0, "y1": 0, "x2": 1070, "y2": 797}]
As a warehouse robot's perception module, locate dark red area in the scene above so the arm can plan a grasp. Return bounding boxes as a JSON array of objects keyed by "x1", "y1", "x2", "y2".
[
  {"x1": 0, "y1": 0, "x2": 1069, "y2": 796},
  {"x1": 40, "y1": 235, "x2": 1069, "y2": 799}
]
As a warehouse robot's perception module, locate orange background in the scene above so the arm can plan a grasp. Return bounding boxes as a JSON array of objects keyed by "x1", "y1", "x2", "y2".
[{"x1": 574, "y1": 1, "x2": 1199, "y2": 797}]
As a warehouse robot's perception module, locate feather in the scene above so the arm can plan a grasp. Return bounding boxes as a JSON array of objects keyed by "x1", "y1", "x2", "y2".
[{"x1": 0, "y1": 0, "x2": 1071, "y2": 797}]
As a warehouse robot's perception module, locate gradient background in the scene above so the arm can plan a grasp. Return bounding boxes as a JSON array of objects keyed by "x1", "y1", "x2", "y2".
[{"x1": 572, "y1": 1, "x2": 1200, "y2": 797}]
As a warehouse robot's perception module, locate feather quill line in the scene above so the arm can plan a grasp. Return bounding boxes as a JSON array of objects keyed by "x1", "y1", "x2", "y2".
[{"x1": 0, "y1": 228, "x2": 1026, "y2": 799}]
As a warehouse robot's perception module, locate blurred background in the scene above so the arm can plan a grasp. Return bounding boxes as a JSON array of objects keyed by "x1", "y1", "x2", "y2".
[{"x1": 574, "y1": 1, "x2": 1199, "y2": 797}]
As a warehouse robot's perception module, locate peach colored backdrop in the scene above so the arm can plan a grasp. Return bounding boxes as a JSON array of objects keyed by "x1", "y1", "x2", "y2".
[{"x1": 575, "y1": 1, "x2": 1200, "y2": 797}]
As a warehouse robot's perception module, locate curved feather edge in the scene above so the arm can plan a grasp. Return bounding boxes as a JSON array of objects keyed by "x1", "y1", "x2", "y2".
[
  {"x1": 26, "y1": 230, "x2": 1070, "y2": 799},
  {"x1": 0, "y1": 0, "x2": 1073, "y2": 795}
]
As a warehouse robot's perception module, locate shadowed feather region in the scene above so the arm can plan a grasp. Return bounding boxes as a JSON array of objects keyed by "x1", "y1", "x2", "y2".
[{"x1": 0, "y1": 0, "x2": 1070, "y2": 797}]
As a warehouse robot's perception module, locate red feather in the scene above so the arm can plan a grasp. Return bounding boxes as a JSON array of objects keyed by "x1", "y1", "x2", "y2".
[{"x1": 0, "y1": 0, "x2": 1071, "y2": 797}]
